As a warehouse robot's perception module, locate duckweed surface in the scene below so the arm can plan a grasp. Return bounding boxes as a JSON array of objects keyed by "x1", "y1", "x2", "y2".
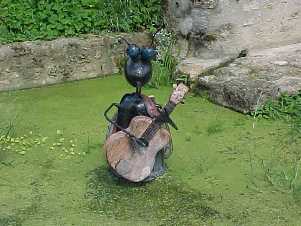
[{"x1": 0, "y1": 75, "x2": 300, "y2": 226}]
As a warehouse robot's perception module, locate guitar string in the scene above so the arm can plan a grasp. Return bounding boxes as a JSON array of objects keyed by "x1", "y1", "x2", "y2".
[
  {"x1": 142, "y1": 121, "x2": 158, "y2": 140},
  {"x1": 142, "y1": 100, "x2": 176, "y2": 141},
  {"x1": 142, "y1": 103, "x2": 171, "y2": 141},
  {"x1": 141, "y1": 100, "x2": 177, "y2": 142},
  {"x1": 142, "y1": 116, "x2": 160, "y2": 141}
]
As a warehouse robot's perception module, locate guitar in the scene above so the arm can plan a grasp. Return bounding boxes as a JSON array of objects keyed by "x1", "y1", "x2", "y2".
[{"x1": 104, "y1": 84, "x2": 189, "y2": 182}]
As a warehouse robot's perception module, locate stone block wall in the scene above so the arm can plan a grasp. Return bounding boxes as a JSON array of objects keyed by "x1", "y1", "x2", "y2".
[
  {"x1": 0, "y1": 33, "x2": 151, "y2": 92},
  {"x1": 166, "y1": 0, "x2": 301, "y2": 58}
]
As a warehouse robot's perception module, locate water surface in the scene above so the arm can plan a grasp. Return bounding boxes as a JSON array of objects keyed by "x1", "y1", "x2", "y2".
[{"x1": 0, "y1": 75, "x2": 300, "y2": 226}]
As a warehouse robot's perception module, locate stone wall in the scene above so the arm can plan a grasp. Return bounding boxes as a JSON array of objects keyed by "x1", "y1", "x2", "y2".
[
  {"x1": 168, "y1": 0, "x2": 301, "y2": 113},
  {"x1": 166, "y1": 0, "x2": 301, "y2": 59},
  {"x1": 0, "y1": 33, "x2": 151, "y2": 92}
]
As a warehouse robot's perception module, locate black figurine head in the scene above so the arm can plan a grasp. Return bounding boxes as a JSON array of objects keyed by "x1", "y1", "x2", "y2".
[
  {"x1": 124, "y1": 46, "x2": 157, "y2": 90},
  {"x1": 124, "y1": 57, "x2": 152, "y2": 89}
]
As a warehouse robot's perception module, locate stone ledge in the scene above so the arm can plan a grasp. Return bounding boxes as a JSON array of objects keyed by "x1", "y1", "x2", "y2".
[
  {"x1": 196, "y1": 43, "x2": 301, "y2": 113},
  {"x1": 0, "y1": 33, "x2": 151, "y2": 92},
  {"x1": 176, "y1": 57, "x2": 232, "y2": 80}
]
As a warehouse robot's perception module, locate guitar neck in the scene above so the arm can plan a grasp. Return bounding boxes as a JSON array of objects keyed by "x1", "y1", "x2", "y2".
[
  {"x1": 163, "y1": 101, "x2": 177, "y2": 116},
  {"x1": 141, "y1": 101, "x2": 176, "y2": 143}
]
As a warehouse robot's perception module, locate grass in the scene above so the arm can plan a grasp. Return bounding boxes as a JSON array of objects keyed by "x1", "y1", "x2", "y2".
[
  {"x1": 148, "y1": 62, "x2": 173, "y2": 88},
  {"x1": 251, "y1": 92, "x2": 301, "y2": 198},
  {"x1": 147, "y1": 29, "x2": 177, "y2": 89},
  {"x1": 253, "y1": 91, "x2": 301, "y2": 137},
  {"x1": 253, "y1": 92, "x2": 301, "y2": 119},
  {"x1": 261, "y1": 159, "x2": 301, "y2": 193},
  {"x1": 0, "y1": 76, "x2": 301, "y2": 226}
]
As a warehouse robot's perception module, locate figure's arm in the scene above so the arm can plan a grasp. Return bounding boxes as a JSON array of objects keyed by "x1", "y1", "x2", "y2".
[{"x1": 142, "y1": 95, "x2": 161, "y2": 118}]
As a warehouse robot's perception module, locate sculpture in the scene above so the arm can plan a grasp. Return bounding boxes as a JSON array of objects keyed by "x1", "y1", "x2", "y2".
[{"x1": 104, "y1": 37, "x2": 188, "y2": 182}]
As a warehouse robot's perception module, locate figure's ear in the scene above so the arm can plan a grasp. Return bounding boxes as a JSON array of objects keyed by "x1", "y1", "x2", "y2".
[
  {"x1": 141, "y1": 47, "x2": 157, "y2": 61},
  {"x1": 126, "y1": 44, "x2": 141, "y2": 60}
]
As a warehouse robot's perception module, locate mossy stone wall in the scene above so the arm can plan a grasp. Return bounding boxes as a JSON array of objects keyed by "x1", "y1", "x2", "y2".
[{"x1": 0, "y1": 33, "x2": 151, "y2": 92}]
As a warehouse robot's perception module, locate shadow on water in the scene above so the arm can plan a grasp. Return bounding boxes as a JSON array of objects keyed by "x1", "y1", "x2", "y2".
[
  {"x1": 0, "y1": 202, "x2": 39, "y2": 226},
  {"x1": 85, "y1": 167, "x2": 220, "y2": 225},
  {"x1": 0, "y1": 179, "x2": 41, "y2": 226},
  {"x1": 0, "y1": 216, "x2": 22, "y2": 226}
]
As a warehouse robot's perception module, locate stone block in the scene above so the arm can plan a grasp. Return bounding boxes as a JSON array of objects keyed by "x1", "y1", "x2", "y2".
[{"x1": 0, "y1": 33, "x2": 151, "y2": 91}]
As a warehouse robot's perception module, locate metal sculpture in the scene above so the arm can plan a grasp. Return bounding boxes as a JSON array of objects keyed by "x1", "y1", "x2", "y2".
[{"x1": 103, "y1": 37, "x2": 187, "y2": 182}]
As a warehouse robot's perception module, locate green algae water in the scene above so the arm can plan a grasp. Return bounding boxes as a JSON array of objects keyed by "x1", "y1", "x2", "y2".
[{"x1": 0, "y1": 75, "x2": 300, "y2": 226}]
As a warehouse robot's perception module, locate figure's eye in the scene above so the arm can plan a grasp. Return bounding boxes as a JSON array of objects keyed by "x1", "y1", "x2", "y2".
[
  {"x1": 141, "y1": 48, "x2": 157, "y2": 61},
  {"x1": 127, "y1": 45, "x2": 140, "y2": 59}
]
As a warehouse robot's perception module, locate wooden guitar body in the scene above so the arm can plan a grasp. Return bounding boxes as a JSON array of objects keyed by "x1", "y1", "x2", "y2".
[
  {"x1": 104, "y1": 116, "x2": 171, "y2": 182},
  {"x1": 104, "y1": 83, "x2": 189, "y2": 182}
]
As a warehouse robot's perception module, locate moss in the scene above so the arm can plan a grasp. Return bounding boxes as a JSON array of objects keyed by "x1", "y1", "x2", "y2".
[
  {"x1": 0, "y1": 76, "x2": 300, "y2": 226},
  {"x1": 0, "y1": 216, "x2": 22, "y2": 226},
  {"x1": 115, "y1": 55, "x2": 127, "y2": 72},
  {"x1": 202, "y1": 33, "x2": 219, "y2": 42},
  {"x1": 206, "y1": 121, "x2": 224, "y2": 135},
  {"x1": 85, "y1": 167, "x2": 219, "y2": 225}
]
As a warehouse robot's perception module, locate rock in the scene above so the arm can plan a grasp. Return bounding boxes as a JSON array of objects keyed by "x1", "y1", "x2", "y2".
[
  {"x1": 0, "y1": 33, "x2": 151, "y2": 92},
  {"x1": 197, "y1": 43, "x2": 301, "y2": 113},
  {"x1": 166, "y1": 0, "x2": 301, "y2": 59},
  {"x1": 176, "y1": 57, "x2": 232, "y2": 80},
  {"x1": 166, "y1": 0, "x2": 209, "y2": 37},
  {"x1": 272, "y1": 61, "x2": 289, "y2": 66}
]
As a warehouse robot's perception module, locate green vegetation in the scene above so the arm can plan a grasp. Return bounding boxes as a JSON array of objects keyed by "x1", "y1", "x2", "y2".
[
  {"x1": 253, "y1": 92, "x2": 301, "y2": 120},
  {"x1": 149, "y1": 29, "x2": 177, "y2": 88},
  {"x1": 0, "y1": 0, "x2": 163, "y2": 44},
  {"x1": 150, "y1": 53, "x2": 176, "y2": 89},
  {"x1": 206, "y1": 121, "x2": 224, "y2": 136},
  {"x1": 0, "y1": 76, "x2": 300, "y2": 225},
  {"x1": 253, "y1": 91, "x2": 301, "y2": 137},
  {"x1": 0, "y1": 121, "x2": 15, "y2": 138},
  {"x1": 86, "y1": 168, "x2": 219, "y2": 226},
  {"x1": 251, "y1": 92, "x2": 301, "y2": 201},
  {"x1": 0, "y1": 129, "x2": 85, "y2": 158}
]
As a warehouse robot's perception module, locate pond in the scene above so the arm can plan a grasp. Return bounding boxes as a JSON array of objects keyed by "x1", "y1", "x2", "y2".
[{"x1": 0, "y1": 75, "x2": 300, "y2": 226}]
